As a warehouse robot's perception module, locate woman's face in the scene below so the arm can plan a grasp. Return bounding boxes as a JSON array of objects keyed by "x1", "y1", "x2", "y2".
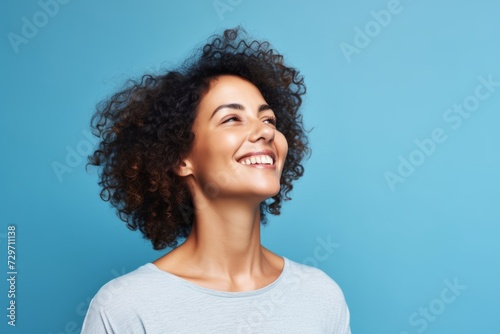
[{"x1": 178, "y1": 74, "x2": 288, "y2": 201}]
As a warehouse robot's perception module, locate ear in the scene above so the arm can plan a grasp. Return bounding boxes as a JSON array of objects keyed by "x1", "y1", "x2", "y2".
[{"x1": 175, "y1": 157, "x2": 194, "y2": 177}]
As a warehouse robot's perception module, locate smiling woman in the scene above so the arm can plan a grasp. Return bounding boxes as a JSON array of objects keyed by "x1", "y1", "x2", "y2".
[
  {"x1": 177, "y1": 75, "x2": 288, "y2": 203},
  {"x1": 82, "y1": 26, "x2": 351, "y2": 333}
]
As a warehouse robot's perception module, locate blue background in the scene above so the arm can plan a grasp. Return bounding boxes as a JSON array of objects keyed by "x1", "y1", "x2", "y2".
[{"x1": 2, "y1": 0, "x2": 499, "y2": 333}]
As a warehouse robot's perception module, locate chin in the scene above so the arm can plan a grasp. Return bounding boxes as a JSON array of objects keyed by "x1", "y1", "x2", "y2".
[{"x1": 256, "y1": 184, "x2": 281, "y2": 199}]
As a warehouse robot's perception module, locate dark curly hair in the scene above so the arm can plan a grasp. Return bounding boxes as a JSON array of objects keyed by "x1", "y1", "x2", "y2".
[{"x1": 86, "y1": 26, "x2": 311, "y2": 250}]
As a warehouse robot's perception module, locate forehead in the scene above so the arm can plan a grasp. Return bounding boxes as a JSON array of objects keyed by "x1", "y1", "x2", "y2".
[
  {"x1": 193, "y1": 75, "x2": 270, "y2": 129},
  {"x1": 201, "y1": 75, "x2": 265, "y2": 105}
]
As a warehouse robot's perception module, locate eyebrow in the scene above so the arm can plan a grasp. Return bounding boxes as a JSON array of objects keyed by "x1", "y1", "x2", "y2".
[{"x1": 209, "y1": 103, "x2": 272, "y2": 120}]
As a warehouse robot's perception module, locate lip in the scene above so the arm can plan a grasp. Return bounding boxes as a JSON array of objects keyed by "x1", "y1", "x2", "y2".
[{"x1": 236, "y1": 150, "x2": 277, "y2": 168}]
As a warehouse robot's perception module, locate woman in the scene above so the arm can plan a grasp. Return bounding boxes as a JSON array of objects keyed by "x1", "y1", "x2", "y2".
[{"x1": 82, "y1": 26, "x2": 351, "y2": 333}]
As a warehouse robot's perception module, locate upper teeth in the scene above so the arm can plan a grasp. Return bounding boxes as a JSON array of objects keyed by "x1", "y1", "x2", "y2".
[{"x1": 239, "y1": 155, "x2": 274, "y2": 165}]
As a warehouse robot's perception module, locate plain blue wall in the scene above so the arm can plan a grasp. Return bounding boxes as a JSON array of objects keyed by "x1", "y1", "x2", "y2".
[{"x1": 2, "y1": 0, "x2": 499, "y2": 333}]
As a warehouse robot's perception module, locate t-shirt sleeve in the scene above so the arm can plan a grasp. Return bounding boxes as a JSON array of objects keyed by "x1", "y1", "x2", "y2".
[
  {"x1": 333, "y1": 294, "x2": 351, "y2": 334},
  {"x1": 325, "y1": 274, "x2": 351, "y2": 334},
  {"x1": 80, "y1": 280, "x2": 145, "y2": 334},
  {"x1": 80, "y1": 298, "x2": 114, "y2": 334}
]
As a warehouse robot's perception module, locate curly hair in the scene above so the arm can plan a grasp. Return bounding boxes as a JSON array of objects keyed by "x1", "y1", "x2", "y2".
[{"x1": 86, "y1": 26, "x2": 311, "y2": 250}]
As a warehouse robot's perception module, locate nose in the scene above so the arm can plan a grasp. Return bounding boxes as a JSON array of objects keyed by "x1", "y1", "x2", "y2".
[{"x1": 248, "y1": 117, "x2": 275, "y2": 143}]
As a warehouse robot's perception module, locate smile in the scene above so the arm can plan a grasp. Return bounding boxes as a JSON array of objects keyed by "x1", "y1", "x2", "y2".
[{"x1": 238, "y1": 155, "x2": 274, "y2": 166}]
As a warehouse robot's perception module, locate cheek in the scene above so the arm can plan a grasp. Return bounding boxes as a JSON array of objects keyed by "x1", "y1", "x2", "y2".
[
  {"x1": 276, "y1": 132, "x2": 288, "y2": 166},
  {"x1": 209, "y1": 132, "x2": 241, "y2": 160},
  {"x1": 220, "y1": 132, "x2": 242, "y2": 150},
  {"x1": 200, "y1": 132, "x2": 242, "y2": 164}
]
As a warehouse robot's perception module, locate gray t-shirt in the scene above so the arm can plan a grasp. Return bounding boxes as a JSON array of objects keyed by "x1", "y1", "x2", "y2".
[{"x1": 81, "y1": 256, "x2": 351, "y2": 333}]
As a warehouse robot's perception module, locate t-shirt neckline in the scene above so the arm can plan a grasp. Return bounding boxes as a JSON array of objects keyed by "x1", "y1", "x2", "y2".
[{"x1": 145, "y1": 256, "x2": 289, "y2": 298}]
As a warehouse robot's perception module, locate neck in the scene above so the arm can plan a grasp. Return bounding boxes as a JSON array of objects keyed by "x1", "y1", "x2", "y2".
[{"x1": 180, "y1": 197, "x2": 267, "y2": 280}]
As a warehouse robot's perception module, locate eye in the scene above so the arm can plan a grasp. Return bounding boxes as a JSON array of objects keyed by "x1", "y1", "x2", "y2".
[
  {"x1": 222, "y1": 115, "x2": 240, "y2": 123},
  {"x1": 263, "y1": 117, "x2": 277, "y2": 126}
]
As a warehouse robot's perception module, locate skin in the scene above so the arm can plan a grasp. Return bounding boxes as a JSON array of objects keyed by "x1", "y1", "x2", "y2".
[{"x1": 153, "y1": 74, "x2": 288, "y2": 292}]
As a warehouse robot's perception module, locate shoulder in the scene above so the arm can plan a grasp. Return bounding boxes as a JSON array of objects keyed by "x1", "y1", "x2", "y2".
[
  {"x1": 285, "y1": 258, "x2": 351, "y2": 332},
  {"x1": 82, "y1": 264, "x2": 163, "y2": 333},
  {"x1": 88, "y1": 263, "x2": 161, "y2": 308},
  {"x1": 286, "y1": 258, "x2": 346, "y2": 297}
]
